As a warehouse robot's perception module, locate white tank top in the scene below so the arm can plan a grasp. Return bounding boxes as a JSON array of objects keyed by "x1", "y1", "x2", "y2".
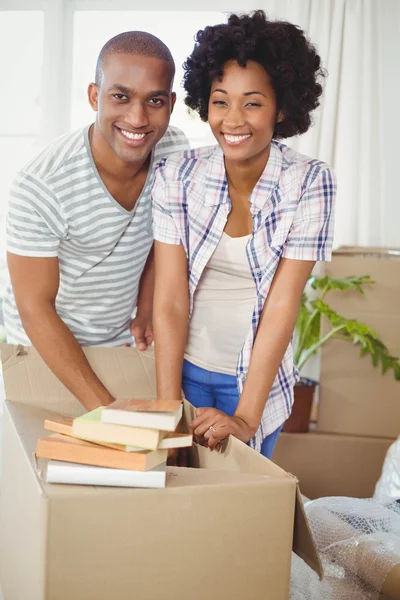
[{"x1": 185, "y1": 232, "x2": 257, "y2": 374}]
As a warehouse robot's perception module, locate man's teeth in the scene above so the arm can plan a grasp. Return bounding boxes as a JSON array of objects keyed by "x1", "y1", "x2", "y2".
[
  {"x1": 120, "y1": 129, "x2": 147, "y2": 140},
  {"x1": 224, "y1": 134, "x2": 251, "y2": 144}
]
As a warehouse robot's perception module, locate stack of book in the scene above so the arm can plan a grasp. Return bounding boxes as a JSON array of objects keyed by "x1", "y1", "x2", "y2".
[{"x1": 36, "y1": 399, "x2": 191, "y2": 489}]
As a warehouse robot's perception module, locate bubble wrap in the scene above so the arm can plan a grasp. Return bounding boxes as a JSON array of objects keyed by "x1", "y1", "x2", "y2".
[
  {"x1": 374, "y1": 438, "x2": 400, "y2": 504},
  {"x1": 290, "y1": 497, "x2": 400, "y2": 600}
]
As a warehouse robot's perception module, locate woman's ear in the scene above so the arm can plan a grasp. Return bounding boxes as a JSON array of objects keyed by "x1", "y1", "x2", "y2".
[{"x1": 277, "y1": 110, "x2": 285, "y2": 123}]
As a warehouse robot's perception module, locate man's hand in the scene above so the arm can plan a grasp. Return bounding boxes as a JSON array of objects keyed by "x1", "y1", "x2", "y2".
[
  {"x1": 130, "y1": 315, "x2": 153, "y2": 350},
  {"x1": 190, "y1": 407, "x2": 256, "y2": 450}
]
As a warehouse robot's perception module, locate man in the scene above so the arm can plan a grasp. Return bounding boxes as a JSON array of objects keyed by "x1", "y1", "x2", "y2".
[{"x1": 3, "y1": 31, "x2": 188, "y2": 411}]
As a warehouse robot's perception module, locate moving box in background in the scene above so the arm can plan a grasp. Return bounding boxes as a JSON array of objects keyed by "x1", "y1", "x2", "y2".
[
  {"x1": 317, "y1": 247, "x2": 400, "y2": 438},
  {"x1": 273, "y1": 432, "x2": 393, "y2": 499}
]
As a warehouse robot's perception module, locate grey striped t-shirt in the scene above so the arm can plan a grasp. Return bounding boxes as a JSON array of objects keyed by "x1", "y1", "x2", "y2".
[{"x1": 4, "y1": 124, "x2": 189, "y2": 346}]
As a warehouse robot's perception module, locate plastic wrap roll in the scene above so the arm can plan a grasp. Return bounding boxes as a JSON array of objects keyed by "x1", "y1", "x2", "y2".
[{"x1": 291, "y1": 498, "x2": 400, "y2": 600}]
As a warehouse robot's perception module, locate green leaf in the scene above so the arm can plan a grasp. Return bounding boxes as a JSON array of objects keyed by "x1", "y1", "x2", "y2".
[
  {"x1": 310, "y1": 274, "x2": 374, "y2": 294},
  {"x1": 294, "y1": 293, "x2": 321, "y2": 365},
  {"x1": 294, "y1": 294, "x2": 310, "y2": 339},
  {"x1": 312, "y1": 299, "x2": 400, "y2": 380},
  {"x1": 295, "y1": 273, "x2": 400, "y2": 383}
]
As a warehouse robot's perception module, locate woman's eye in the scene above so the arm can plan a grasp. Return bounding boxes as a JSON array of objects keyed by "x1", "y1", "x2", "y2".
[
  {"x1": 212, "y1": 100, "x2": 227, "y2": 106},
  {"x1": 246, "y1": 102, "x2": 261, "y2": 107}
]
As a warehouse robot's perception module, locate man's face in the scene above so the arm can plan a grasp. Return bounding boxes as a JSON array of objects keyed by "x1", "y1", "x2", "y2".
[{"x1": 88, "y1": 53, "x2": 176, "y2": 165}]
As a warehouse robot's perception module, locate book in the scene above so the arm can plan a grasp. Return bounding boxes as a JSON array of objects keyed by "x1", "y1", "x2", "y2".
[
  {"x1": 101, "y1": 398, "x2": 183, "y2": 431},
  {"x1": 129, "y1": 432, "x2": 192, "y2": 451},
  {"x1": 45, "y1": 460, "x2": 167, "y2": 488},
  {"x1": 72, "y1": 407, "x2": 167, "y2": 450},
  {"x1": 45, "y1": 417, "x2": 192, "y2": 450},
  {"x1": 36, "y1": 434, "x2": 168, "y2": 471},
  {"x1": 45, "y1": 417, "x2": 127, "y2": 451}
]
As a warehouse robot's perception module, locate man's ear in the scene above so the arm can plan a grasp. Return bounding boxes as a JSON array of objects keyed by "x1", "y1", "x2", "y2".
[
  {"x1": 88, "y1": 83, "x2": 99, "y2": 112},
  {"x1": 170, "y1": 91, "x2": 177, "y2": 115}
]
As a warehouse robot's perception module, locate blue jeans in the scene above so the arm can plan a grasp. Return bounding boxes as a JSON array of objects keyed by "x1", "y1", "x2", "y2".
[{"x1": 182, "y1": 359, "x2": 282, "y2": 459}]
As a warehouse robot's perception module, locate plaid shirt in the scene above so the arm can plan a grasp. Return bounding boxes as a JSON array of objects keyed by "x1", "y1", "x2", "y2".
[{"x1": 152, "y1": 140, "x2": 336, "y2": 451}]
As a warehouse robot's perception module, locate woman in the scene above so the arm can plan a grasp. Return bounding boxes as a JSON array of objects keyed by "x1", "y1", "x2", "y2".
[{"x1": 152, "y1": 11, "x2": 336, "y2": 458}]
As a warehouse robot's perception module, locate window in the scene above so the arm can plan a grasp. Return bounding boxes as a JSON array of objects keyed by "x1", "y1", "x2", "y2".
[{"x1": 0, "y1": 10, "x2": 44, "y2": 301}]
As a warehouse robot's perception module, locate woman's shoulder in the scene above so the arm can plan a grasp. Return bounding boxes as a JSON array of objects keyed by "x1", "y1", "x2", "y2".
[
  {"x1": 273, "y1": 140, "x2": 334, "y2": 184},
  {"x1": 155, "y1": 144, "x2": 220, "y2": 183}
]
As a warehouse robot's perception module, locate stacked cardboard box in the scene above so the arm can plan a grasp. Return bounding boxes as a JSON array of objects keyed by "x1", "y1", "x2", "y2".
[
  {"x1": 318, "y1": 246, "x2": 400, "y2": 438},
  {"x1": 0, "y1": 343, "x2": 321, "y2": 600},
  {"x1": 274, "y1": 247, "x2": 400, "y2": 499}
]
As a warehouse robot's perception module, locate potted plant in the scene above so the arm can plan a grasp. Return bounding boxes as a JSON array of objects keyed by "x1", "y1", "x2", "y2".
[{"x1": 284, "y1": 274, "x2": 400, "y2": 433}]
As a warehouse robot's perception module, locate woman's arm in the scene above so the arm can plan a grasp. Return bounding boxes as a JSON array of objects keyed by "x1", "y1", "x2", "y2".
[
  {"x1": 191, "y1": 257, "x2": 315, "y2": 448},
  {"x1": 234, "y1": 257, "x2": 315, "y2": 430},
  {"x1": 153, "y1": 240, "x2": 190, "y2": 400}
]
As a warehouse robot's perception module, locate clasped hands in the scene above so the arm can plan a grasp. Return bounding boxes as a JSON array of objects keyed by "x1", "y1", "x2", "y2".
[{"x1": 189, "y1": 407, "x2": 256, "y2": 451}]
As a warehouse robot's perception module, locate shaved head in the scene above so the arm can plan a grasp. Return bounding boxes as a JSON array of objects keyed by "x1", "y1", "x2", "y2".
[{"x1": 95, "y1": 31, "x2": 175, "y2": 86}]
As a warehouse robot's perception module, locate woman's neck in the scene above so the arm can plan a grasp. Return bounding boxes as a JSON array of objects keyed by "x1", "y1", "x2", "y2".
[{"x1": 224, "y1": 145, "x2": 271, "y2": 196}]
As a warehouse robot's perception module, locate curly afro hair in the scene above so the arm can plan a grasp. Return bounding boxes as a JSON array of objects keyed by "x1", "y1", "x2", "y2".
[{"x1": 183, "y1": 10, "x2": 325, "y2": 139}]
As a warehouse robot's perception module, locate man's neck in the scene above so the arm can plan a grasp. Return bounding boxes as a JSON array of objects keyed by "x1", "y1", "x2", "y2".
[{"x1": 89, "y1": 124, "x2": 150, "y2": 182}]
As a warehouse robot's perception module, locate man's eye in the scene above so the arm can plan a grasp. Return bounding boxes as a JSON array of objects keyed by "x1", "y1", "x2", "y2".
[
  {"x1": 148, "y1": 98, "x2": 164, "y2": 106},
  {"x1": 113, "y1": 94, "x2": 128, "y2": 101}
]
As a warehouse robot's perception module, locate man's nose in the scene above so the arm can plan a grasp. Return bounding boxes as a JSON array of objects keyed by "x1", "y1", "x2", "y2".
[{"x1": 124, "y1": 103, "x2": 149, "y2": 128}]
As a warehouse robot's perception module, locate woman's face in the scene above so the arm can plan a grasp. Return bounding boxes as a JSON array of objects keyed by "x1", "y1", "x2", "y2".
[{"x1": 208, "y1": 60, "x2": 282, "y2": 166}]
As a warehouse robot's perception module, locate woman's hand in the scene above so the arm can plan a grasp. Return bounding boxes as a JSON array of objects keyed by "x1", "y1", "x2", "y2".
[{"x1": 190, "y1": 407, "x2": 256, "y2": 450}]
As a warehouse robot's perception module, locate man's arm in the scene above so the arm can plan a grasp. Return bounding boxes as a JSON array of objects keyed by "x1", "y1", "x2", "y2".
[
  {"x1": 153, "y1": 241, "x2": 189, "y2": 400},
  {"x1": 130, "y1": 246, "x2": 155, "y2": 350},
  {"x1": 7, "y1": 252, "x2": 114, "y2": 411}
]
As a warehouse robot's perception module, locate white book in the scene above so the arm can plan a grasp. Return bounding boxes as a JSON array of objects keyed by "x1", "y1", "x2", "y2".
[
  {"x1": 46, "y1": 460, "x2": 167, "y2": 488},
  {"x1": 102, "y1": 399, "x2": 183, "y2": 432}
]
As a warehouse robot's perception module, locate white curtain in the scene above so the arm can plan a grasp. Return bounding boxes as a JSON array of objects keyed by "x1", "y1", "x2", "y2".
[{"x1": 261, "y1": 0, "x2": 398, "y2": 248}]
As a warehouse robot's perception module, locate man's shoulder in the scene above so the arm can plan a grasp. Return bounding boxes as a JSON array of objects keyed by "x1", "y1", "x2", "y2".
[
  {"x1": 18, "y1": 126, "x2": 89, "y2": 187},
  {"x1": 153, "y1": 126, "x2": 189, "y2": 162}
]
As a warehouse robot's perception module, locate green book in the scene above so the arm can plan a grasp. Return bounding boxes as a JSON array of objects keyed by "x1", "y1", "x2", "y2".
[{"x1": 72, "y1": 407, "x2": 167, "y2": 451}]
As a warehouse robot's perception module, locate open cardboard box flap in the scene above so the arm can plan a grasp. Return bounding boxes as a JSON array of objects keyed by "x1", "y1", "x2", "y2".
[
  {"x1": 333, "y1": 245, "x2": 400, "y2": 258},
  {"x1": 0, "y1": 342, "x2": 322, "y2": 577}
]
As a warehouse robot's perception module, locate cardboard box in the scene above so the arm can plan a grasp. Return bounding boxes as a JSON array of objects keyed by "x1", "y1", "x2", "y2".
[
  {"x1": 382, "y1": 565, "x2": 400, "y2": 600},
  {"x1": 272, "y1": 432, "x2": 393, "y2": 499},
  {"x1": 317, "y1": 246, "x2": 400, "y2": 438},
  {"x1": 0, "y1": 343, "x2": 159, "y2": 418},
  {"x1": 0, "y1": 343, "x2": 320, "y2": 600}
]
